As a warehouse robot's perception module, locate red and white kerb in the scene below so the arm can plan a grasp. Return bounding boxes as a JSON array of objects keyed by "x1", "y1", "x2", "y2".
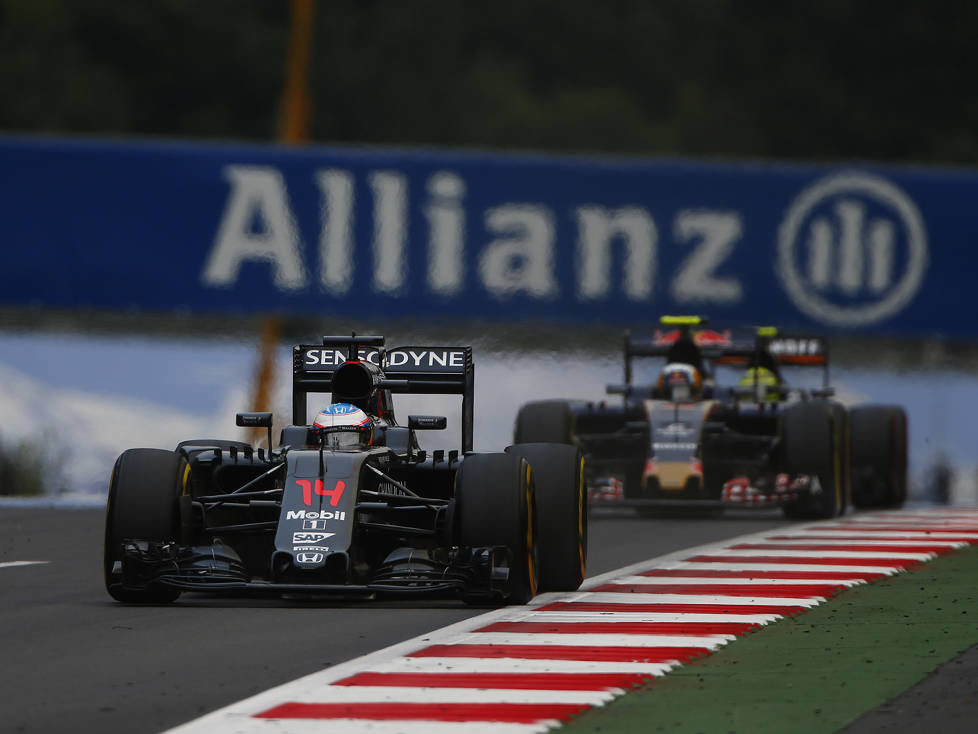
[{"x1": 164, "y1": 509, "x2": 978, "y2": 734}]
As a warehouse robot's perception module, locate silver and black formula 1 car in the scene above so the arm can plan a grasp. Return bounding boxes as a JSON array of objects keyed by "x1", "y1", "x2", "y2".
[
  {"x1": 514, "y1": 316, "x2": 907, "y2": 519},
  {"x1": 104, "y1": 334, "x2": 586, "y2": 604}
]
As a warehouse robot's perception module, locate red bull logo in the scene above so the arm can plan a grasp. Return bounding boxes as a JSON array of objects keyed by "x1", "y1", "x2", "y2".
[{"x1": 652, "y1": 328, "x2": 731, "y2": 347}]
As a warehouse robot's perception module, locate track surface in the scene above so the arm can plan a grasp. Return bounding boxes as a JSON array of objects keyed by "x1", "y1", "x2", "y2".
[{"x1": 0, "y1": 506, "x2": 792, "y2": 734}]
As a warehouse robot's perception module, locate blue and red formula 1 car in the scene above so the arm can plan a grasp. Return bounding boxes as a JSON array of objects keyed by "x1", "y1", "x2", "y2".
[{"x1": 514, "y1": 316, "x2": 907, "y2": 519}]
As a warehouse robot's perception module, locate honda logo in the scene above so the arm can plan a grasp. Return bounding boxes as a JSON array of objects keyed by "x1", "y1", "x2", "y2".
[{"x1": 295, "y1": 552, "x2": 324, "y2": 564}]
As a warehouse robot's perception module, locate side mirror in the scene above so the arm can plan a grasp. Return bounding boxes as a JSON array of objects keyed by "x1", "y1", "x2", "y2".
[
  {"x1": 409, "y1": 415, "x2": 447, "y2": 430},
  {"x1": 236, "y1": 412, "x2": 273, "y2": 451},
  {"x1": 236, "y1": 412, "x2": 273, "y2": 428}
]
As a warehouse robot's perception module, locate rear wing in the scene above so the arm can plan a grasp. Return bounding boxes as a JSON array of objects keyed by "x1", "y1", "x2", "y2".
[
  {"x1": 623, "y1": 322, "x2": 732, "y2": 384},
  {"x1": 710, "y1": 330, "x2": 831, "y2": 392},
  {"x1": 713, "y1": 336, "x2": 829, "y2": 366},
  {"x1": 293, "y1": 335, "x2": 475, "y2": 453},
  {"x1": 622, "y1": 319, "x2": 831, "y2": 390}
]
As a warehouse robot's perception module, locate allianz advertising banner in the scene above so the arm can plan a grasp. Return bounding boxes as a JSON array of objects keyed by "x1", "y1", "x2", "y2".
[{"x1": 0, "y1": 135, "x2": 973, "y2": 337}]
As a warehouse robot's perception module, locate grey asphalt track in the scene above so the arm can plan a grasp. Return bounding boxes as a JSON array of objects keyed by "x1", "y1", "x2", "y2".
[
  {"x1": 0, "y1": 505, "x2": 793, "y2": 734},
  {"x1": 839, "y1": 643, "x2": 978, "y2": 734}
]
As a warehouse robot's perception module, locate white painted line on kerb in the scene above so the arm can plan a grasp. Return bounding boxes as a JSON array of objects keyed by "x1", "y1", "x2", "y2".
[
  {"x1": 602, "y1": 575, "x2": 866, "y2": 586},
  {"x1": 659, "y1": 561, "x2": 904, "y2": 574},
  {"x1": 756, "y1": 535, "x2": 969, "y2": 547},
  {"x1": 212, "y1": 721, "x2": 557, "y2": 734},
  {"x1": 0, "y1": 561, "x2": 48, "y2": 569},
  {"x1": 295, "y1": 687, "x2": 617, "y2": 705},
  {"x1": 439, "y1": 632, "x2": 732, "y2": 648},
  {"x1": 706, "y1": 548, "x2": 938, "y2": 560},
  {"x1": 368, "y1": 657, "x2": 679, "y2": 676},
  {"x1": 565, "y1": 592, "x2": 825, "y2": 606},
  {"x1": 513, "y1": 611, "x2": 786, "y2": 625}
]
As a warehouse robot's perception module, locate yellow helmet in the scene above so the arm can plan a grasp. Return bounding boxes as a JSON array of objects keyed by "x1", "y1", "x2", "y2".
[{"x1": 739, "y1": 366, "x2": 780, "y2": 402}]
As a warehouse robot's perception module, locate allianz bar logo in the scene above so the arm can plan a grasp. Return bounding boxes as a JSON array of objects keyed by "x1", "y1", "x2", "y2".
[{"x1": 201, "y1": 166, "x2": 928, "y2": 327}]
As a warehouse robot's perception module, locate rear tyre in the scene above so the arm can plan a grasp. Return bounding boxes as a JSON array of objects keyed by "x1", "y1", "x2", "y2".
[
  {"x1": 513, "y1": 401, "x2": 574, "y2": 444},
  {"x1": 456, "y1": 453, "x2": 538, "y2": 605},
  {"x1": 850, "y1": 405, "x2": 908, "y2": 508},
  {"x1": 781, "y1": 401, "x2": 845, "y2": 520},
  {"x1": 104, "y1": 448, "x2": 186, "y2": 603},
  {"x1": 508, "y1": 443, "x2": 586, "y2": 592}
]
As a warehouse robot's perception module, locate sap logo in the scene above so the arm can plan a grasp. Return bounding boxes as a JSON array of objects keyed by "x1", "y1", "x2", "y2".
[
  {"x1": 286, "y1": 510, "x2": 346, "y2": 521},
  {"x1": 295, "y1": 552, "x2": 324, "y2": 564},
  {"x1": 293, "y1": 532, "x2": 334, "y2": 544},
  {"x1": 202, "y1": 166, "x2": 747, "y2": 306},
  {"x1": 778, "y1": 172, "x2": 928, "y2": 326}
]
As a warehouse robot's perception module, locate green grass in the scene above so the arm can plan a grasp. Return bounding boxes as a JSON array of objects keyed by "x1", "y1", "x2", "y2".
[
  {"x1": 0, "y1": 431, "x2": 69, "y2": 496},
  {"x1": 564, "y1": 545, "x2": 978, "y2": 734}
]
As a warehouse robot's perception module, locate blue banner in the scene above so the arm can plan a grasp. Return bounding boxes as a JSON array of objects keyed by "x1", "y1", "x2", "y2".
[{"x1": 1, "y1": 134, "x2": 974, "y2": 338}]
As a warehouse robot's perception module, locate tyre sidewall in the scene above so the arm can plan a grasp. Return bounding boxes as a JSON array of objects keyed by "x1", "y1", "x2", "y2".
[
  {"x1": 104, "y1": 448, "x2": 186, "y2": 602},
  {"x1": 508, "y1": 443, "x2": 586, "y2": 592},
  {"x1": 455, "y1": 452, "x2": 538, "y2": 604},
  {"x1": 781, "y1": 401, "x2": 844, "y2": 519}
]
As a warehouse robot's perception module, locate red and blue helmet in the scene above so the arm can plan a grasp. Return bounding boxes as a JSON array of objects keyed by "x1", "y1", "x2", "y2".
[{"x1": 313, "y1": 403, "x2": 374, "y2": 447}]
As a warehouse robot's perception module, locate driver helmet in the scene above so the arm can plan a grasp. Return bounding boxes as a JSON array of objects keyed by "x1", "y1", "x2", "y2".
[
  {"x1": 739, "y1": 366, "x2": 781, "y2": 403},
  {"x1": 656, "y1": 363, "x2": 702, "y2": 402},
  {"x1": 313, "y1": 403, "x2": 374, "y2": 448}
]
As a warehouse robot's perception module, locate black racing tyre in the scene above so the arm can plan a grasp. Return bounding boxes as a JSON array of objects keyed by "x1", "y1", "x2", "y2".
[
  {"x1": 850, "y1": 405, "x2": 908, "y2": 508},
  {"x1": 513, "y1": 400, "x2": 574, "y2": 445},
  {"x1": 104, "y1": 448, "x2": 187, "y2": 603},
  {"x1": 455, "y1": 452, "x2": 538, "y2": 604},
  {"x1": 780, "y1": 401, "x2": 845, "y2": 520},
  {"x1": 508, "y1": 443, "x2": 586, "y2": 592}
]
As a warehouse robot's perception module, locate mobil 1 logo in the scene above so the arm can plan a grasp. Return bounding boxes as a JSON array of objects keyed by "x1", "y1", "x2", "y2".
[{"x1": 777, "y1": 172, "x2": 928, "y2": 327}]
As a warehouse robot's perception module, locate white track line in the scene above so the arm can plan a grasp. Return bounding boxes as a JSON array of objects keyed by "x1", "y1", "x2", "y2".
[
  {"x1": 656, "y1": 561, "x2": 904, "y2": 574},
  {"x1": 291, "y1": 687, "x2": 617, "y2": 705},
  {"x1": 0, "y1": 561, "x2": 48, "y2": 569},
  {"x1": 364, "y1": 657, "x2": 679, "y2": 676},
  {"x1": 563, "y1": 592, "x2": 824, "y2": 606},
  {"x1": 513, "y1": 611, "x2": 785, "y2": 624},
  {"x1": 756, "y1": 536, "x2": 969, "y2": 547},
  {"x1": 601, "y1": 575, "x2": 867, "y2": 586},
  {"x1": 693, "y1": 548, "x2": 938, "y2": 560},
  {"x1": 429, "y1": 632, "x2": 732, "y2": 648},
  {"x1": 216, "y1": 722, "x2": 557, "y2": 734}
]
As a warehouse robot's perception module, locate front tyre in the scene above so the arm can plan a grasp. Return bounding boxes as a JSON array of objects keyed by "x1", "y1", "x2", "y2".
[
  {"x1": 104, "y1": 448, "x2": 186, "y2": 603},
  {"x1": 781, "y1": 401, "x2": 845, "y2": 520},
  {"x1": 456, "y1": 453, "x2": 538, "y2": 604},
  {"x1": 508, "y1": 443, "x2": 587, "y2": 592}
]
